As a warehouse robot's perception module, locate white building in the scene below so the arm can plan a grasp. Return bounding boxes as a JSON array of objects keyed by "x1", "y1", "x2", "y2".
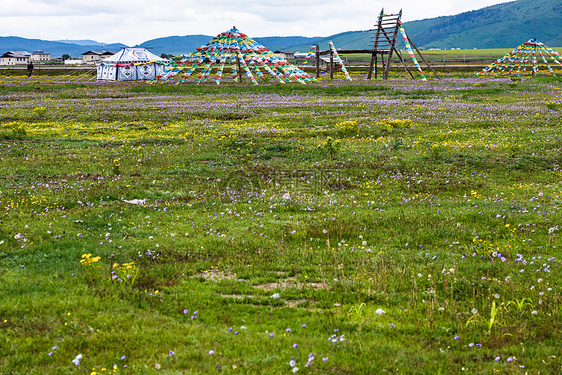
[
  {"x1": 82, "y1": 50, "x2": 115, "y2": 64},
  {"x1": 31, "y1": 50, "x2": 50, "y2": 62},
  {"x1": 274, "y1": 50, "x2": 295, "y2": 60},
  {"x1": 0, "y1": 51, "x2": 31, "y2": 66},
  {"x1": 64, "y1": 59, "x2": 84, "y2": 65}
]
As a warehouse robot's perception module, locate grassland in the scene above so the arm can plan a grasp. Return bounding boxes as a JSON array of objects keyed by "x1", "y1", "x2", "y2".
[{"x1": 1, "y1": 72, "x2": 562, "y2": 374}]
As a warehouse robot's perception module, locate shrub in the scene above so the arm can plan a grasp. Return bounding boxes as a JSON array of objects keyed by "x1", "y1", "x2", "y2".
[{"x1": 317, "y1": 137, "x2": 342, "y2": 160}]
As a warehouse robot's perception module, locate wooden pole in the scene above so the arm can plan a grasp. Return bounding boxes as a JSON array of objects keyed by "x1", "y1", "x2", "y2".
[
  {"x1": 396, "y1": 49, "x2": 415, "y2": 79},
  {"x1": 315, "y1": 44, "x2": 320, "y2": 79},
  {"x1": 368, "y1": 9, "x2": 384, "y2": 80},
  {"x1": 374, "y1": 53, "x2": 378, "y2": 79},
  {"x1": 383, "y1": 9, "x2": 402, "y2": 80},
  {"x1": 367, "y1": 53, "x2": 375, "y2": 80},
  {"x1": 329, "y1": 49, "x2": 334, "y2": 79},
  {"x1": 236, "y1": 52, "x2": 243, "y2": 83},
  {"x1": 406, "y1": 34, "x2": 440, "y2": 78}
]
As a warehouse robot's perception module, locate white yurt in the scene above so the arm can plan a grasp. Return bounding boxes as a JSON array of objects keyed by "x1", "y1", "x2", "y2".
[{"x1": 96, "y1": 48, "x2": 169, "y2": 81}]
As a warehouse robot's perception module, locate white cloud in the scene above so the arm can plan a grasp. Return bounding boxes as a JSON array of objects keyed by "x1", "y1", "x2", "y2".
[{"x1": 0, "y1": 0, "x2": 512, "y2": 45}]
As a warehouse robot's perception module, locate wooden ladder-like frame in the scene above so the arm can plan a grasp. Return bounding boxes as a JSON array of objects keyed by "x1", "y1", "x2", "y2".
[{"x1": 367, "y1": 9, "x2": 439, "y2": 80}]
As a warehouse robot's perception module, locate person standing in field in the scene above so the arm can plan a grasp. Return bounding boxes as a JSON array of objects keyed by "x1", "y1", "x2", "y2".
[{"x1": 27, "y1": 60, "x2": 34, "y2": 77}]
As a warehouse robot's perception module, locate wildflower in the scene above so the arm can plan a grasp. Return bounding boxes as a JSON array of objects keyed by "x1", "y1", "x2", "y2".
[
  {"x1": 292, "y1": 368, "x2": 299, "y2": 373},
  {"x1": 183, "y1": 309, "x2": 189, "y2": 314},
  {"x1": 507, "y1": 357, "x2": 513, "y2": 362},
  {"x1": 72, "y1": 354, "x2": 82, "y2": 366},
  {"x1": 495, "y1": 356, "x2": 501, "y2": 361},
  {"x1": 323, "y1": 357, "x2": 328, "y2": 361},
  {"x1": 271, "y1": 293, "x2": 280, "y2": 298},
  {"x1": 286, "y1": 328, "x2": 291, "y2": 332},
  {"x1": 531, "y1": 310, "x2": 538, "y2": 315},
  {"x1": 293, "y1": 343, "x2": 298, "y2": 348},
  {"x1": 494, "y1": 294, "x2": 500, "y2": 299},
  {"x1": 155, "y1": 363, "x2": 161, "y2": 369},
  {"x1": 169, "y1": 350, "x2": 175, "y2": 356},
  {"x1": 454, "y1": 336, "x2": 459, "y2": 340},
  {"x1": 269, "y1": 333, "x2": 274, "y2": 337},
  {"x1": 301, "y1": 324, "x2": 306, "y2": 328},
  {"x1": 471, "y1": 308, "x2": 478, "y2": 315},
  {"x1": 120, "y1": 356, "x2": 126, "y2": 360},
  {"x1": 289, "y1": 360, "x2": 296, "y2": 367},
  {"x1": 209, "y1": 350, "x2": 215, "y2": 355},
  {"x1": 375, "y1": 308, "x2": 385, "y2": 315}
]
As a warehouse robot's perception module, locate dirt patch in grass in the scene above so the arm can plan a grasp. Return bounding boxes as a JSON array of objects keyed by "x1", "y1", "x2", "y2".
[
  {"x1": 254, "y1": 277, "x2": 330, "y2": 291},
  {"x1": 192, "y1": 270, "x2": 239, "y2": 282},
  {"x1": 220, "y1": 294, "x2": 254, "y2": 299}
]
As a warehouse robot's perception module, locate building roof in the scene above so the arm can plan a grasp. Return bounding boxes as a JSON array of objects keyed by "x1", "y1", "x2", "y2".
[
  {"x1": 32, "y1": 50, "x2": 48, "y2": 54},
  {"x1": 1, "y1": 51, "x2": 31, "y2": 58},
  {"x1": 82, "y1": 50, "x2": 115, "y2": 56},
  {"x1": 101, "y1": 48, "x2": 167, "y2": 63}
]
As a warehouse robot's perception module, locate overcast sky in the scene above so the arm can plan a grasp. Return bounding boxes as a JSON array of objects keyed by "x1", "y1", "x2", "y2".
[{"x1": 0, "y1": 0, "x2": 511, "y2": 45}]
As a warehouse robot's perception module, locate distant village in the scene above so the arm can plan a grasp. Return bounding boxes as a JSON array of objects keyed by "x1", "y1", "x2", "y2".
[{"x1": 0, "y1": 50, "x2": 116, "y2": 66}]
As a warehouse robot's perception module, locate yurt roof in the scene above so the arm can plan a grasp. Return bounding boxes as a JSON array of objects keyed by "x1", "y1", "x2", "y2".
[{"x1": 103, "y1": 48, "x2": 168, "y2": 63}]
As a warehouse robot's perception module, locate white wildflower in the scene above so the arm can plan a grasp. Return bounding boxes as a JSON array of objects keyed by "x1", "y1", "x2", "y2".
[{"x1": 72, "y1": 354, "x2": 82, "y2": 366}]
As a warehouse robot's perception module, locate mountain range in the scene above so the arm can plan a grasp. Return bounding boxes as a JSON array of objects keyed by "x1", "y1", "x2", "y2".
[{"x1": 1, "y1": 0, "x2": 560, "y2": 58}]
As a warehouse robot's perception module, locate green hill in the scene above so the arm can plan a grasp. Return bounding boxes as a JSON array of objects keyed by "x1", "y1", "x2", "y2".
[
  {"x1": 287, "y1": 0, "x2": 562, "y2": 51},
  {"x1": 404, "y1": 0, "x2": 562, "y2": 48},
  {"x1": 136, "y1": 35, "x2": 323, "y2": 56},
  {"x1": 136, "y1": 35, "x2": 212, "y2": 56}
]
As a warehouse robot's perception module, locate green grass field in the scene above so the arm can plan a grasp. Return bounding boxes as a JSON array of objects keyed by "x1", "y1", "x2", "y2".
[{"x1": 1, "y1": 72, "x2": 562, "y2": 374}]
